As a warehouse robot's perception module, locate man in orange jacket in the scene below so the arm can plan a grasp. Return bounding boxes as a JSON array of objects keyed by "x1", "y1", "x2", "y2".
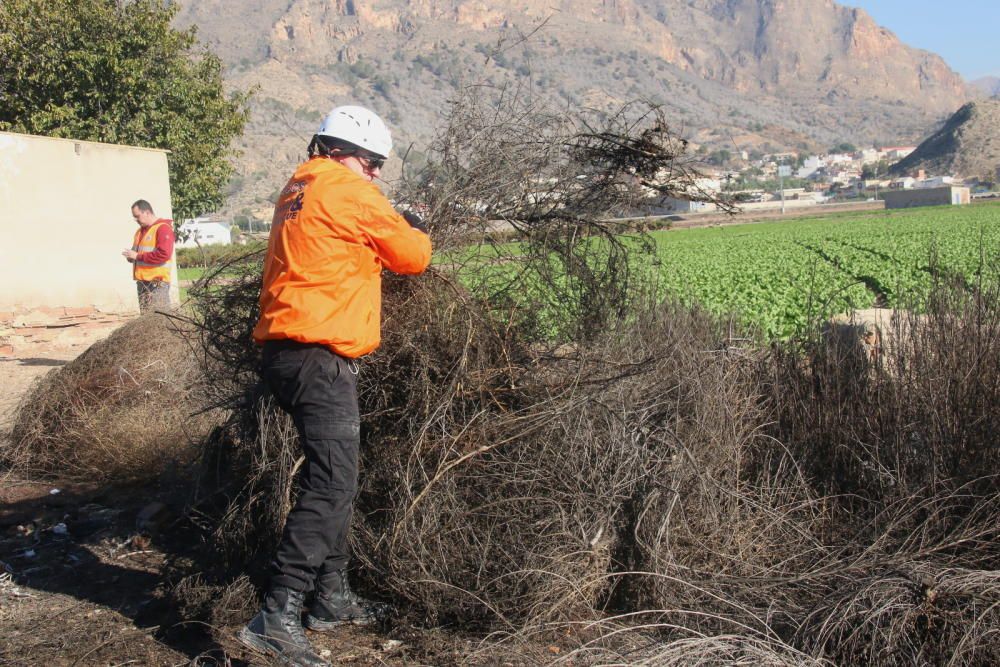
[
  {"x1": 122, "y1": 200, "x2": 174, "y2": 313},
  {"x1": 239, "y1": 105, "x2": 432, "y2": 667}
]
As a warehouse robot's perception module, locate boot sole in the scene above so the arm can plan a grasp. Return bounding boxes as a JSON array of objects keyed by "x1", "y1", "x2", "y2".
[
  {"x1": 237, "y1": 626, "x2": 283, "y2": 661},
  {"x1": 236, "y1": 627, "x2": 330, "y2": 667},
  {"x1": 236, "y1": 628, "x2": 295, "y2": 665},
  {"x1": 237, "y1": 626, "x2": 321, "y2": 666},
  {"x1": 303, "y1": 613, "x2": 374, "y2": 631}
]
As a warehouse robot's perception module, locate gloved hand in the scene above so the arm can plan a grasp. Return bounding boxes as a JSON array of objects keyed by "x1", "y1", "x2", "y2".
[{"x1": 402, "y1": 210, "x2": 428, "y2": 233}]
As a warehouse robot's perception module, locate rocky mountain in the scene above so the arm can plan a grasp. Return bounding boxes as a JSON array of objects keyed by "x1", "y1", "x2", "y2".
[
  {"x1": 171, "y1": 0, "x2": 974, "y2": 214},
  {"x1": 890, "y1": 99, "x2": 1000, "y2": 181},
  {"x1": 971, "y1": 76, "x2": 1000, "y2": 98}
]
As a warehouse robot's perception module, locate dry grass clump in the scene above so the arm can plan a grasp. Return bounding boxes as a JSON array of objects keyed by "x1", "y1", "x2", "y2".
[
  {"x1": 353, "y1": 283, "x2": 756, "y2": 628},
  {"x1": 5, "y1": 314, "x2": 213, "y2": 481},
  {"x1": 172, "y1": 573, "x2": 258, "y2": 630},
  {"x1": 481, "y1": 623, "x2": 832, "y2": 666},
  {"x1": 616, "y1": 280, "x2": 1000, "y2": 666},
  {"x1": 769, "y1": 282, "x2": 1000, "y2": 506}
]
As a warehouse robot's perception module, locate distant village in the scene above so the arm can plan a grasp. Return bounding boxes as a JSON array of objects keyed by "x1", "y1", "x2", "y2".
[{"x1": 657, "y1": 143, "x2": 995, "y2": 216}]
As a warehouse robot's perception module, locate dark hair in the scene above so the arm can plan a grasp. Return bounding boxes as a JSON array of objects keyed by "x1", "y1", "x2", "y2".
[
  {"x1": 131, "y1": 199, "x2": 154, "y2": 214},
  {"x1": 308, "y1": 134, "x2": 377, "y2": 159}
]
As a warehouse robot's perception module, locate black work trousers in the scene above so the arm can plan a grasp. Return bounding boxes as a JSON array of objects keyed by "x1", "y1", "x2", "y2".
[{"x1": 260, "y1": 340, "x2": 361, "y2": 593}]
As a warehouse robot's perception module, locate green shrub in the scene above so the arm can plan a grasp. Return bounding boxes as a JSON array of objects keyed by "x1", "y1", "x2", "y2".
[{"x1": 176, "y1": 241, "x2": 266, "y2": 269}]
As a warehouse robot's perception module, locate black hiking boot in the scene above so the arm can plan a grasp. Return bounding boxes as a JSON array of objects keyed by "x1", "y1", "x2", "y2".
[
  {"x1": 304, "y1": 568, "x2": 388, "y2": 631},
  {"x1": 237, "y1": 587, "x2": 330, "y2": 667}
]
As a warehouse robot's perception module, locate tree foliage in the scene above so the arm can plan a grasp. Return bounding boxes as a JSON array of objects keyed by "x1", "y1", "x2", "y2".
[
  {"x1": 0, "y1": 0, "x2": 251, "y2": 218},
  {"x1": 830, "y1": 141, "x2": 858, "y2": 154}
]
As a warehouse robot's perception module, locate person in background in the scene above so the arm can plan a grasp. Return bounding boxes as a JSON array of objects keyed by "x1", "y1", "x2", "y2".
[
  {"x1": 238, "y1": 105, "x2": 431, "y2": 667},
  {"x1": 122, "y1": 199, "x2": 174, "y2": 313}
]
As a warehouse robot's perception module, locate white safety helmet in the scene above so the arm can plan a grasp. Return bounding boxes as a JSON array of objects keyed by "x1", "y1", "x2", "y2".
[{"x1": 316, "y1": 105, "x2": 392, "y2": 158}]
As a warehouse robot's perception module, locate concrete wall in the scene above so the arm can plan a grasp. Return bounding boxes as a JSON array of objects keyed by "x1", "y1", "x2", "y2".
[
  {"x1": 0, "y1": 132, "x2": 177, "y2": 315},
  {"x1": 647, "y1": 198, "x2": 719, "y2": 214},
  {"x1": 883, "y1": 186, "x2": 971, "y2": 210}
]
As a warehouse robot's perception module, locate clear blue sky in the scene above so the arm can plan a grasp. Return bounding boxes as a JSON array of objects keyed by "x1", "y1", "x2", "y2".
[{"x1": 846, "y1": 1, "x2": 999, "y2": 80}]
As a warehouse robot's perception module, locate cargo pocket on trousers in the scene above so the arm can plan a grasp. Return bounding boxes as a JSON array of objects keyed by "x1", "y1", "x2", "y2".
[{"x1": 301, "y1": 419, "x2": 360, "y2": 493}]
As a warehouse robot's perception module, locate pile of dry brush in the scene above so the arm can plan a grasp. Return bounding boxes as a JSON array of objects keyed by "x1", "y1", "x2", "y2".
[
  {"x1": 5, "y1": 313, "x2": 216, "y2": 481},
  {"x1": 172, "y1": 89, "x2": 999, "y2": 665}
]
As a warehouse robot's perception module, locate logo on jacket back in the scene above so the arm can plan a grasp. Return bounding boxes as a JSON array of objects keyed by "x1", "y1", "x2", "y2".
[{"x1": 275, "y1": 180, "x2": 307, "y2": 225}]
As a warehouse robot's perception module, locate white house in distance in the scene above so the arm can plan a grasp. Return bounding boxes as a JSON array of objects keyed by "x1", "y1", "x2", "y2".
[
  {"x1": 647, "y1": 176, "x2": 723, "y2": 214},
  {"x1": 177, "y1": 217, "x2": 233, "y2": 247}
]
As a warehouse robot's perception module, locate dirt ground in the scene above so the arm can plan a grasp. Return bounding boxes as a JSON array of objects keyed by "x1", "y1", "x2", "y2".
[{"x1": 0, "y1": 326, "x2": 462, "y2": 666}]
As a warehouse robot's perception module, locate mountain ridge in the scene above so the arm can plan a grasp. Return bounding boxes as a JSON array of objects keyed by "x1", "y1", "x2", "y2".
[
  {"x1": 971, "y1": 76, "x2": 1000, "y2": 98},
  {"x1": 172, "y1": 0, "x2": 974, "y2": 213},
  {"x1": 891, "y1": 99, "x2": 1000, "y2": 181}
]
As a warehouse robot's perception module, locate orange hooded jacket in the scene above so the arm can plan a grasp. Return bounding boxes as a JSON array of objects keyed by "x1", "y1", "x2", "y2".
[{"x1": 253, "y1": 158, "x2": 432, "y2": 358}]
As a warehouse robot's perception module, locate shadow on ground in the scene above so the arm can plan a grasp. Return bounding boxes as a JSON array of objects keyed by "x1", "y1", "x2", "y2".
[
  {"x1": 0, "y1": 482, "x2": 249, "y2": 666},
  {"x1": 3, "y1": 358, "x2": 70, "y2": 367}
]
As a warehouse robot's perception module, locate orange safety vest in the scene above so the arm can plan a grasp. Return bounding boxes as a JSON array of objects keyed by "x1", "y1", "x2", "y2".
[
  {"x1": 253, "y1": 158, "x2": 433, "y2": 358},
  {"x1": 132, "y1": 222, "x2": 174, "y2": 283}
]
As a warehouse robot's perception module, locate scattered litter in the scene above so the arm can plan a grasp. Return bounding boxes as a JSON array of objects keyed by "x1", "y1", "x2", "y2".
[
  {"x1": 51, "y1": 523, "x2": 68, "y2": 535},
  {"x1": 22, "y1": 549, "x2": 36, "y2": 559},
  {"x1": 108, "y1": 538, "x2": 131, "y2": 556},
  {"x1": 0, "y1": 572, "x2": 35, "y2": 599},
  {"x1": 319, "y1": 649, "x2": 332, "y2": 659},
  {"x1": 49, "y1": 488, "x2": 61, "y2": 495},
  {"x1": 381, "y1": 639, "x2": 404, "y2": 652}
]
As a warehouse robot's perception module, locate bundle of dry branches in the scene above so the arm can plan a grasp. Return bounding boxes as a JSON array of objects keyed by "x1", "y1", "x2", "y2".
[
  {"x1": 5, "y1": 314, "x2": 214, "y2": 481},
  {"x1": 174, "y1": 91, "x2": 737, "y2": 625}
]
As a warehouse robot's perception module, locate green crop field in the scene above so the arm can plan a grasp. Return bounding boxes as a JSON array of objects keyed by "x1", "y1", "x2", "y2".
[
  {"x1": 649, "y1": 203, "x2": 1000, "y2": 338},
  {"x1": 177, "y1": 267, "x2": 206, "y2": 282}
]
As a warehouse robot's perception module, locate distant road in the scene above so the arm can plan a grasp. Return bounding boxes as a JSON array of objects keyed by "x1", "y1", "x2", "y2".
[{"x1": 616, "y1": 200, "x2": 886, "y2": 231}]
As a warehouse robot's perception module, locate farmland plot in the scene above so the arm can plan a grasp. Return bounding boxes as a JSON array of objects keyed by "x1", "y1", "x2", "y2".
[{"x1": 650, "y1": 204, "x2": 1000, "y2": 338}]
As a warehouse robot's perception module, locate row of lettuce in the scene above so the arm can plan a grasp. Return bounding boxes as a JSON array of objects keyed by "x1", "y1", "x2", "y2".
[{"x1": 650, "y1": 205, "x2": 1000, "y2": 338}]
